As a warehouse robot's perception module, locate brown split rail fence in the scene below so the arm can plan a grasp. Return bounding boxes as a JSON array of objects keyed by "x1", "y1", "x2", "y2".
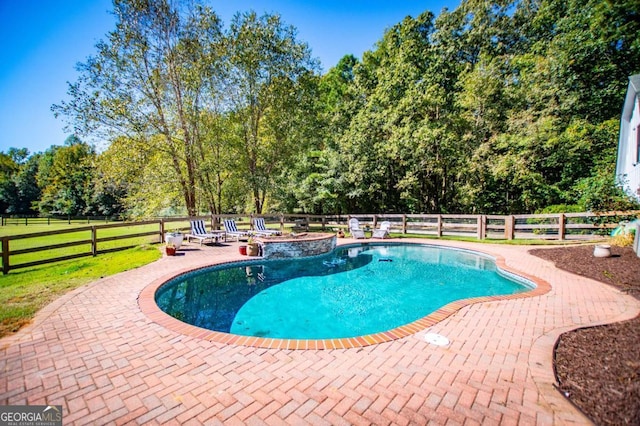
[
  {"x1": 0, "y1": 216, "x2": 115, "y2": 226},
  {"x1": 1, "y1": 211, "x2": 638, "y2": 274}
]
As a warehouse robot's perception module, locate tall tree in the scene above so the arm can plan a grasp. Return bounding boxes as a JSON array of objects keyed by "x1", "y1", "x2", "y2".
[
  {"x1": 225, "y1": 11, "x2": 319, "y2": 213},
  {"x1": 536, "y1": 0, "x2": 640, "y2": 122},
  {"x1": 36, "y1": 136, "x2": 96, "y2": 216},
  {"x1": 11, "y1": 154, "x2": 42, "y2": 215},
  {"x1": 337, "y1": 11, "x2": 473, "y2": 213},
  {"x1": 53, "y1": 0, "x2": 225, "y2": 216},
  {"x1": 274, "y1": 55, "x2": 361, "y2": 214},
  {"x1": 0, "y1": 148, "x2": 40, "y2": 215},
  {"x1": 97, "y1": 134, "x2": 183, "y2": 218},
  {"x1": 0, "y1": 150, "x2": 22, "y2": 214}
]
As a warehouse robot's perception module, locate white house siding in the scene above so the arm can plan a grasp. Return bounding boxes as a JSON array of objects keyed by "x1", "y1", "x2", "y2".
[{"x1": 616, "y1": 74, "x2": 640, "y2": 201}]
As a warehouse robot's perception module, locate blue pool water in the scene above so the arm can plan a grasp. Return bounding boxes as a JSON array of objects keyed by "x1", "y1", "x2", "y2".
[{"x1": 155, "y1": 244, "x2": 533, "y2": 339}]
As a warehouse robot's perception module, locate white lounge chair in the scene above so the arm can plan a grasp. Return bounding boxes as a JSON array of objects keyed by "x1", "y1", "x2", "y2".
[
  {"x1": 372, "y1": 221, "x2": 391, "y2": 239},
  {"x1": 253, "y1": 217, "x2": 281, "y2": 236},
  {"x1": 348, "y1": 218, "x2": 366, "y2": 239},
  {"x1": 223, "y1": 219, "x2": 250, "y2": 241},
  {"x1": 186, "y1": 219, "x2": 225, "y2": 245}
]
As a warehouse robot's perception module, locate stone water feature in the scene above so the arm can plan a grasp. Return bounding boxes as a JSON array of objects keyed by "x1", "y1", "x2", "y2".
[{"x1": 256, "y1": 233, "x2": 336, "y2": 259}]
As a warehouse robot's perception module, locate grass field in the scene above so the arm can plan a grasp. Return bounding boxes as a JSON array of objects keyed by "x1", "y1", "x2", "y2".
[
  {"x1": 0, "y1": 244, "x2": 161, "y2": 337},
  {"x1": 0, "y1": 221, "x2": 174, "y2": 337},
  {"x1": 0, "y1": 220, "x2": 192, "y2": 271}
]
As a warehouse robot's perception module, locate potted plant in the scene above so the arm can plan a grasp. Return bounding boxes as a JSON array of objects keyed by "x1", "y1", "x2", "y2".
[
  {"x1": 246, "y1": 237, "x2": 259, "y2": 256},
  {"x1": 165, "y1": 230, "x2": 184, "y2": 250},
  {"x1": 165, "y1": 243, "x2": 177, "y2": 256}
]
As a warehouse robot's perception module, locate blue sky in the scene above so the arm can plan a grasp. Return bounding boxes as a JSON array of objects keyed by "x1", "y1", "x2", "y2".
[{"x1": 0, "y1": 0, "x2": 460, "y2": 155}]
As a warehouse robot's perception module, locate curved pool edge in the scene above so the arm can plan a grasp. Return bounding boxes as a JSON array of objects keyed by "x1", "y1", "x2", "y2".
[{"x1": 138, "y1": 242, "x2": 552, "y2": 350}]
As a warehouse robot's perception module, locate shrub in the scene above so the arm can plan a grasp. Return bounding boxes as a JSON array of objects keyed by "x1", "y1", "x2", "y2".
[
  {"x1": 608, "y1": 233, "x2": 635, "y2": 247},
  {"x1": 536, "y1": 204, "x2": 584, "y2": 214}
]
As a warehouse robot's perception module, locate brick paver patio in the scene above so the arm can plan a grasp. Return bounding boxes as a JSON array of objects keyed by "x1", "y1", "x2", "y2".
[{"x1": 1, "y1": 238, "x2": 638, "y2": 425}]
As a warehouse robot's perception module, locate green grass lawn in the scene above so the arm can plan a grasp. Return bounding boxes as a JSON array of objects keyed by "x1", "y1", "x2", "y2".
[
  {"x1": 0, "y1": 244, "x2": 161, "y2": 337},
  {"x1": 0, "y1": 220, "x2": 191, "y2": 271},
  {"x1": 0, "y1": 221, "x2": 170, "y2": 338}
]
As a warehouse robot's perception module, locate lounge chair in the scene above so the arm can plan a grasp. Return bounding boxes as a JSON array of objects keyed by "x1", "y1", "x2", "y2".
[
  {"x1": 348, "y1": 218, "x2": 366, "y2": 239},
  {"x1": 372, "y1": 221, "x2": 391, "y2": 239},
  {"x1": 223, "y1": 219, "x2": 250, "y2": 241},
  {"x1": 254, "y1": 217, "x2": 281, "y2": 236},
  {"x1": 186, "y1": 219, "x2": 225, "y2": 245}
]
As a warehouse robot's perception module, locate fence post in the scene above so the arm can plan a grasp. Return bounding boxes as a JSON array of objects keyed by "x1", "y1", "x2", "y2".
[
  {"x1": 483, "y1": 215, "x2": 488, "y2": 239},
  {"x1": 505, "y1": 215, "x2": 515, "y2": 240},
  {"x1": 402, "y1": 215, "x2": 407, "y2": 234},
  {"x1": 91, "y1": 226, "x2": 97, "y2": 256},
  {"x1": 437, "y1": 215, "x2": 442, "y2": 237},
  {"x1": 477, "y1": 215, "x2": 486, "y2": 240},
  {"x1": 2, "y1": 237, "x2": 9, "y2": 275},
  {"x1": 321, "y1": 216, "x2": 326, "y2": 231},
  {"x1": 160, "y1": 219, "x2": 166, "y2": 243},
  {"x1": 280, "y1": 214, "x2": 285, "y2": 232},
  {"x1": 558, "y1": 213, "x2": 565, "y2": 240}
]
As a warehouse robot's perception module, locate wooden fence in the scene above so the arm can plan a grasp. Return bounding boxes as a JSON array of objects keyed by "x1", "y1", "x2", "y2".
[
  {"x1": 1, "y1": 215, "x2": 115, "y2": 226},
  {"x1": 271, "y1": 211, "x2": 639, "y2": 241},
  {"x1": 1, "y1": 211, "x2": 638, "y2": 274}
]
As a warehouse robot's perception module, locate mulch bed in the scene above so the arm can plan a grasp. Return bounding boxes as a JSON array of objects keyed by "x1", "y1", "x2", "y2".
[{"x1": 529, "y1": 245, "x2": 640, "y2": 426}]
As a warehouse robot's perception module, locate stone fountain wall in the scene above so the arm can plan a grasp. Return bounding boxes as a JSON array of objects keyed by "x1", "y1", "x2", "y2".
[{"x1": 258, "y1": 233, "x2": 336, "y2": 259}]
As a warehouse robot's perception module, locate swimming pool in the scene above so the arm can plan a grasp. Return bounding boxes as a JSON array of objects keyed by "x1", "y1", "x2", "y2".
[{"x1": 155, "y1": 243, "x2": 535, "y2": 340}]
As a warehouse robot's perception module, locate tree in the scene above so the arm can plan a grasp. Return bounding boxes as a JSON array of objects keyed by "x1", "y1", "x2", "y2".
[
  {"x1": 194, "y1": 112, "x2": 238, "y2": 215},
  {"x1": 335, "y1": 11, "x2": 474, "y2": 213},
  {"x1": 0, "y1": 151, "x2": 20, "y2": 214},
  {"x1": 36, "y1": 136, "x2": 96, "y2": 216},
  {"x1": 454, "y1": 0, "x2": 640, "y2": 213},
  {"x1": 0, "y1": 149, "x2": 41, "y2": 215},
  {"x1": 47, "y1": 0, "x2": 640, "y2": 216},
  {"x1": 53, "y1": 0, "x2": 226, "y2": 217},
  {"x1": 272, "y1": 55, "x2": 358, "y2": 214},
  {"x1": 97, "y1": 135, "x2": 182, "y2": 218},
  {"x1": 574, "y1": 162, "x2": 640, "y2": 212},
  {"x1": 225, "y1": 11, "x2": 320, "y2": 213},
  {"x1": 537, "y1": 0, "x2": 640, "y2": 122},
  {"x1": 12, "y1": 154, "x2": 42, "y2": 215}
]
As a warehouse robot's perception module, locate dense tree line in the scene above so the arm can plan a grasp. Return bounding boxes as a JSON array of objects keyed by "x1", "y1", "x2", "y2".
[
  {"x1": 0, "y1": 136, "x2": 124, "y2": 217},
  {"x1": 2, "y1": 0, "x2": 639, "y2": 218},
  {"x1": 298, "y1": 0, "x2": 640, "y2": 214}
]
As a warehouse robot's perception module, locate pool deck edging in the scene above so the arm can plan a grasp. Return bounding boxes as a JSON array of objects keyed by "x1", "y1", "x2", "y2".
[{"x1": 138, "y1": 241, "x2": 551, "y2": 350}]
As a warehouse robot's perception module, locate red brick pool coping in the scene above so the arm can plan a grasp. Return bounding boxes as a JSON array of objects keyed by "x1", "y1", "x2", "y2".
[{"x1": 139, "y1": 243, "x2": 551, "y2": 350}]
